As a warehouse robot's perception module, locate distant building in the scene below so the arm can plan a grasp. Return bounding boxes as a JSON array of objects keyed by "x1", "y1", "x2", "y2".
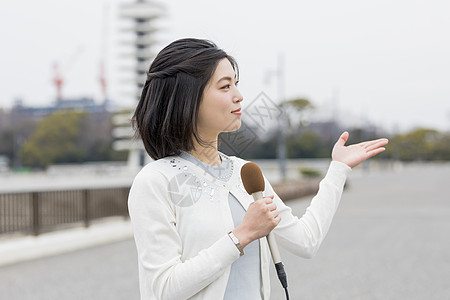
[
  {"x1": 9, "y1": 97, "x2": 112, "y2": 126},
  {"x1": 306, "y1": 120, "x2": 344, "y2": 144},
  {"x1": 0, "y1": 108, "x2": 11, "y2": 129}
]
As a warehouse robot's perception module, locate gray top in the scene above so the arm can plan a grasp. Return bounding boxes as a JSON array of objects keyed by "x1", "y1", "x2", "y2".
[{"x1": 179, "y1": 151, "x2": 262, "y2": 299}]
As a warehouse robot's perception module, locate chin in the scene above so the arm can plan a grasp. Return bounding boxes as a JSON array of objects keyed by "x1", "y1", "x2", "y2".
[{"x1": 223, "y1": 119, "x2": 241, "y2": 133}]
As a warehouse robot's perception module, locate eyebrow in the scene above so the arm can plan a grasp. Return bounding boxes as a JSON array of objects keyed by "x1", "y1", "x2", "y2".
[{"x1": 216, "y1": 76, "x2": 236, "y2": 83}]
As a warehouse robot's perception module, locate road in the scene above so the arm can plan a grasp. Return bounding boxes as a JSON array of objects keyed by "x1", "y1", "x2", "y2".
[{"x1": 0, "y1": 162, "x2": 449, "y2": 299}]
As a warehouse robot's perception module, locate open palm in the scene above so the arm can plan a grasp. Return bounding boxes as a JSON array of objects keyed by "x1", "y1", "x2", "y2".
[{"x1": 332, "y1": 132, "x2": 389, "y2": 168}]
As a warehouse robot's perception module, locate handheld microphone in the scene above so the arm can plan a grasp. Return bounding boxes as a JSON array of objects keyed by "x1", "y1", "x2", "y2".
[{"x1": 241, "y1": 162, "x2": 289, "y2": 297}]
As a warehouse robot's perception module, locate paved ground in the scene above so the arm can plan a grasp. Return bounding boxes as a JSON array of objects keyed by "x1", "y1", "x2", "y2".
[
  {"x1": 269, "y1": 162, "x2": 450, "y2": 300},
  {"x1": 0, "y1": 162, "x2": 449, "y2": 299},
  {"x1": 0, "y1": 239, "x2": 139, "y2": 300}
]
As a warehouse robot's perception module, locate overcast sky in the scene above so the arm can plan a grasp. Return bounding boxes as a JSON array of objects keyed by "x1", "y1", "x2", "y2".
[{"x1": 1, "y1": 0, "x2": 449, "y2": 133}]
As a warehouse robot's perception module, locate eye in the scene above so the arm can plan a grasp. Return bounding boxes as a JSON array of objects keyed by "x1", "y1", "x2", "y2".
[
  {"x1": 235, "y1": 80, "x2": 239, "y2": 86},
  {"x1": 221, "y1": 84, "x2": 231, "y2": 90}
]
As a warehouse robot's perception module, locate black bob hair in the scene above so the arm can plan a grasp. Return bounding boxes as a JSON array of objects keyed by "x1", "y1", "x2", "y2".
[{"x1": 132, "y1": 38, "x2": 238, "y2": 160}]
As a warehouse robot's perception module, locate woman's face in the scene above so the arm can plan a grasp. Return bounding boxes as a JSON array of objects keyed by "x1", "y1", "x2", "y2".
[{"x1": 197, "y1": 58, "x2": 243, "y2": 139}]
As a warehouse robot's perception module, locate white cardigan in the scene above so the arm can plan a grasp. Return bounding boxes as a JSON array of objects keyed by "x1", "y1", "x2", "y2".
[{"x1": 128, "y1": 154, "x2": 351, "y2": 300}]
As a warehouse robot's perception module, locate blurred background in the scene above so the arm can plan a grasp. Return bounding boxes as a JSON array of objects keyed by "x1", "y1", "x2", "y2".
[{"x1": 0, "y1": 0, "x2": 449, "y2": 299}]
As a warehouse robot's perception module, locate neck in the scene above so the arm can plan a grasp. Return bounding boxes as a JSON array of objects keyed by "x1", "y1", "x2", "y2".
[{"x1": 188, "y1": 135, "x2": 221, "y2": 166}]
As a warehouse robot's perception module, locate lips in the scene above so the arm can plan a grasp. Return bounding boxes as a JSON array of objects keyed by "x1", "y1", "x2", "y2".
[{"x1": 231, "y1": 108, "x2": 241, "y2": 113}]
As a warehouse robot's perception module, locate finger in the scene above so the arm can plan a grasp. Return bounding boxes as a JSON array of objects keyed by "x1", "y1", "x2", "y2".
[
  {"x1": 366, "y1": 147, "x2": 386, "y2": 158},
  {"x1": 264, "y1": 196, "x2": 274, "y2": 204},
  {"x1": 335, "y1": 131, "x2": 349, "y2": 146},
  {"x1": 272, "y1": 210, "x2": 279, "y2": 218},
  {"x1": 274, "y1": 215, "x2": 281, "y2": 225},
  {"x1": 267, "y1": 203, "x2": 277, "y2": 211},
  {"x1": 365, "y1": 139, "x2": 389, "y2": 152},
  {"x1": 359, "y1": 138, "x2": 389, "y2": 150},
  {"x1": 360, "y1": 139, "x2": 389, "y2": 151},
  {"x1": 367, "y1": 138, "x2": 389, "y2": 145},
  {"x1": 358, "y1": 141, "x2": 378, "y2": 149}
]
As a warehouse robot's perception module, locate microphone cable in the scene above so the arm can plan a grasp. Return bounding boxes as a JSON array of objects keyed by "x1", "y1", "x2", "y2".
[
  {"x1": 240, "y1": 162, "x2": 291, "y2": 299},
  {"x1": 284, "y1": 287, "x2": 290, "y2": 300},
  {"x1": 275, "y1": 262, "x2": 289, "y2": 300}
]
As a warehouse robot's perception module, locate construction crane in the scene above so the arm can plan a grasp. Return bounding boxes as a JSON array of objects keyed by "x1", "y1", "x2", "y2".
[
  {"x1": 51, "y1": 46, "x2": 84, "y2": 103},
  {"x1": 99, "y1": 3, "x2": 110, "y2": 102},
  {"x1": 99, "y1": 62, "x2": 107, "y2": 101},
  {"x1": 52, "y1": 62, "x2": 64, "y2": 102}
]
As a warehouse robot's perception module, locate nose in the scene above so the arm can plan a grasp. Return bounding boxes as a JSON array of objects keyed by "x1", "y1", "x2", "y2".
[{"x1": 233, "y1": 89, "x2": 243, "y2": 103}]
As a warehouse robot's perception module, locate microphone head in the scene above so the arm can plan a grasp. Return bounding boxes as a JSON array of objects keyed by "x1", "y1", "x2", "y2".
[{"x1": 241, "y1": 162, "x2": 265, "y2": 194}]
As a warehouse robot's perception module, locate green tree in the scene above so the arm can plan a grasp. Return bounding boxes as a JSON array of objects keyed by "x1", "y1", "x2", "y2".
[
  {"x1": 388, "y1": 128, "x2": 440, "y2": 161},
  {"x1": 0, "y1": 119, "x2": 37, "y2": 168},
  {"x1": 286, "y1": 130, "x2": 327, "y2": 158},
  {"x1": 433, "y1": 133, "x2": 450, "y2": 160},
  {"x1": 280, "y1": 97, "x2": 314, "y2": 129},
  {"x1": 21, "y1": 111, "x2": 88, "y2": 168}
]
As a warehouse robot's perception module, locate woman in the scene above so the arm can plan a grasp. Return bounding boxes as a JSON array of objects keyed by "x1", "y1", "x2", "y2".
[{"x1": 129, "y1": 38, "x2": 388, "y2": 300}]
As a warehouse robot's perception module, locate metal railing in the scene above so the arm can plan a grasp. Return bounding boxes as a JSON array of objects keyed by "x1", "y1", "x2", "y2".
[
  {"x1": 0, "y1": 187, "x2": 130, "y2": 236},
  {"x1": 0, "y1": 178, "x2": 321, "y2": 237}
]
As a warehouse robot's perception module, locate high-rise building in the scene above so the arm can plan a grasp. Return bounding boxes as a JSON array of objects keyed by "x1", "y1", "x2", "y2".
[{"x1": 114, "y1": 0, "x2": 164, "y2": 168}]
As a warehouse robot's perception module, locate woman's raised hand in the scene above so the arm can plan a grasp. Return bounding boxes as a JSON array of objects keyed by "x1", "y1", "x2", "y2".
[{"x1": 332, "y1": 131, "x2": 389, "y2": 168}]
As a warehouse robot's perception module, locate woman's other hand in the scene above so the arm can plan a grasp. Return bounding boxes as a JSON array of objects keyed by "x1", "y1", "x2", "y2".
[{"x1": 332, "y1": 131, "x2": 389, "y2": 168}]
